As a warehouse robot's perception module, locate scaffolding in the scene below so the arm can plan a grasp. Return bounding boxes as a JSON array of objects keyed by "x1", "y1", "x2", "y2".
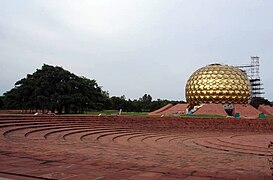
[{"x1": 236, "y1": 56, "x2": 264, "y2": 98}]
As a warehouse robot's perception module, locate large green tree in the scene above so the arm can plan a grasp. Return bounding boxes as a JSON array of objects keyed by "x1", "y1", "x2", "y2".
[
  {"x1": 0, "y1": 96, "x2": 3, "y2": 109},
  {"x1": 4, "y1": 64, "x2": 108, "y2": 113}
]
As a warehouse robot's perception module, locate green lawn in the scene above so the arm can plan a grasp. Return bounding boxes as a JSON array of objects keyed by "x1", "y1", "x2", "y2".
[
  {"x1": 266, "y1": 116, "x2": 273, "y2": 119},
  {"x1": 12, "y1": 110, "x2": 273, "y2": 119},
  {"x1": 180, "y1": 114, "x2": 227, "y2": 118},
  {"x1": 64, "y1": 111, "x2": 225, "y2": 118},
  {"x1": 63, "y1": 110, "x2": 149, "y2": 116}
]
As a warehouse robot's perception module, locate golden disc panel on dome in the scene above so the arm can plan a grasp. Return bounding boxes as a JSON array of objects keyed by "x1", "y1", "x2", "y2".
[{"x1": 185, "y1": 64, "x2": 251, "y2": 105}]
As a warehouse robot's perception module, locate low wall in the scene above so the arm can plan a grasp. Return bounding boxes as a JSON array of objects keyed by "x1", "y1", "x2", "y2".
[{"x1": 1, "y1": 115, "x2": 273, "y2": 132}]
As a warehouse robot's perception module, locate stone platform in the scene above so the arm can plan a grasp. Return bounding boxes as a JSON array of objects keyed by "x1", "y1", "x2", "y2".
[{"x1": 0, "y1": 115, "x2": 272, "y2": 179}]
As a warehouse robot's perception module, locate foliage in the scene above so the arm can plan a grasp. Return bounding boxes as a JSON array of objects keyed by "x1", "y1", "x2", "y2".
[
  {"x1": 250, "y1": 97, "x2": 272, "y2": 108},
  {"x1": 3, "y1": 64, "x2": 108, "y2": 113},
  {"x1": 0, "y1": 96, "x2": 3, "y2": 109},
  {"x1": 2, "y1": 64, "x2": 187, "y2": 114},
  {"x1": 103, "y1": 94, "x2": 185, "y2": 113}
]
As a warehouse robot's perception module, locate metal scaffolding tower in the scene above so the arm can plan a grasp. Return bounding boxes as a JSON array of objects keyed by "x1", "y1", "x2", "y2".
[
  {"x1": 249, "y1": 56, "x2": 264, "y2": 98},
  {"x1": 236, "y1": 56, "x2": 264, "y2": 98}
]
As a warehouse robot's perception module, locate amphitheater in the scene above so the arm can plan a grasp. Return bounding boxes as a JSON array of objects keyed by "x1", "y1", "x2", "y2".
[
  {"x1": 1, "y1": 63, "x2": 272, "y2": 179},
  {"x1": 1, "y1": 115, "x2": 273, "y2": 179}
]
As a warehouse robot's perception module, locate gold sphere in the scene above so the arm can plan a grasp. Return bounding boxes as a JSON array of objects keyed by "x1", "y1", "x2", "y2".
[{"x1": 185, "y1": 64, "x2": 251, "y2": 105}]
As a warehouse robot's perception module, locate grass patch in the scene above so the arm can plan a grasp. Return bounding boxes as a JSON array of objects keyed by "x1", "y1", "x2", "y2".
[
  {"x1": 121, "y1": 112, "x2": 148, "y2": 116},
  {"x1": 265, "y1": 116, "x2": 273, "y2": 119},
  {"x1": 180, "y1": 114, "x2": 226, "y2": 118},
  {"x1": 63, "y1": 113, "x2": 273, "y2": 119},
  {"x1": 63, "y1": 110, "x2": 149, "y2": 117},
  {"x1": 63, "y1": 111, "x2": 226, "y2": 118}
]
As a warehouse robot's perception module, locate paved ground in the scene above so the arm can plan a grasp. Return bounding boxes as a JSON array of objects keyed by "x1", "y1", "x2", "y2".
[
  {"x1": 259, "y1": 105, "x2": 273, "y2": 116},
  {"x1": 0, "y1": 115, "x2": 272, "y2": 179}
]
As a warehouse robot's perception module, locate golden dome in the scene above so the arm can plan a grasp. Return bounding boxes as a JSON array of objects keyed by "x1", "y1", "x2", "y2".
[{"x1": 185, "y1": 64, "x2": 251, "y2": 105}]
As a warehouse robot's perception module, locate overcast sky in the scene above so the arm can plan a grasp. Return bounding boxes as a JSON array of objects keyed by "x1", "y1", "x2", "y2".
[{"x1": 1, "y1": 0, "x2": 272, "y2": 101}]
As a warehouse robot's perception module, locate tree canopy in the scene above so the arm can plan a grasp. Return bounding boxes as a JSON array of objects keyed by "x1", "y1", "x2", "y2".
[
  {"x1": 4, "y1": 64, "x2": 108, "y2": 113},
  {"x1": 250, "y1": 97, "x2": 272, "y2": 108},
  {"x1": 0, "y1": 96, "x2": 3, "y2": 109},
  {"x1": 104, "y1": 94, "x2": 184, "y2": 113},
  {"x1": 2, "y1": 64, "x2": 186, "y2": 113}
]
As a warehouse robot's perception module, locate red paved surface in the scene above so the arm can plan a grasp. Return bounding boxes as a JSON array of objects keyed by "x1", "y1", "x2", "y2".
[
  {"x1": 0, "y1": 115, "x2": 273, "y2": 179},
  {"x1": 233, "y1": 104, "x2": 262, "y2": 119},
  {"x1": 258, "y1": 105, "x2": 273, "y2": 116},
  {"x1": 149, "y1": 104, "x2": 173, "y2": 115},
  {"x1": 160, "y1": 104, "x2": 189, "y2": 115},
  {"x1": 194, "y1": 104, "x2": 228, "y2": 116}
]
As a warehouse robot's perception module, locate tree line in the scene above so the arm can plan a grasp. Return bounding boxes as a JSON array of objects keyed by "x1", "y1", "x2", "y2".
[{"x1": 0, "y1": 64, "x2": 184, "y2": 113}]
